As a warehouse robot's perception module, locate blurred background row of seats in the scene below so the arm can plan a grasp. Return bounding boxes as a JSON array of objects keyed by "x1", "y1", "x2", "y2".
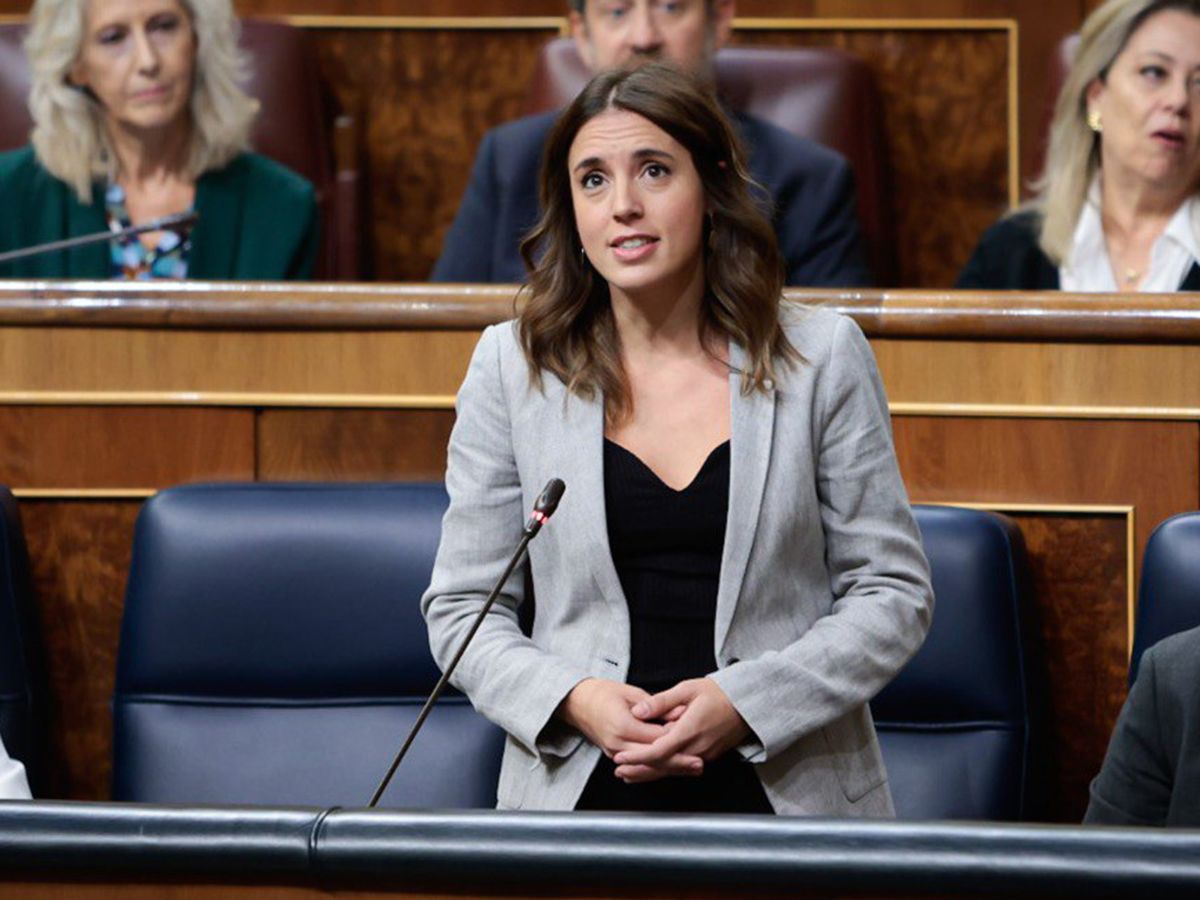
[
  {"x1": 0, "y1": 21, "x2": 361, "y2": 280},
  {"x1": 0, "y1": 23, "x2": 890, "y2": 282}
]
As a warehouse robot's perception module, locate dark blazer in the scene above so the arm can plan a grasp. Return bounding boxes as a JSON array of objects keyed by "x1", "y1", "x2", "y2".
[
  {"x1": 956, "y1": 209, "x2": 1200, "y2": 290},
  {"x1": 0, "y1": 146, "x2": 318, "y2": 280},
  {"x1": 431, "y1": 110, "x2": 872, "y2": 287},
  {"x1": 1084, "y1": 625, "x2": 1200, "y2": 827}
]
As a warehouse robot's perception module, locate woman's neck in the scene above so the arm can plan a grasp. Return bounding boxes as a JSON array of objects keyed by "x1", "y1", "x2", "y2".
[
  {"x1": 609, "y1": 262, "x2": 709, "y2": 359},
  {"x1": 107, "y1": 119, "x2": 192, "y2": 190},
  {"x1": 1099, "y1": 165, "x2": 1187, "y2": 244}
]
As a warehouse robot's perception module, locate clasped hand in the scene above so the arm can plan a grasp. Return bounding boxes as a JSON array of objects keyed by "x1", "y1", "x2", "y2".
[{"x1": 559, "y1": 677, "x2": 750, "y2": 784}]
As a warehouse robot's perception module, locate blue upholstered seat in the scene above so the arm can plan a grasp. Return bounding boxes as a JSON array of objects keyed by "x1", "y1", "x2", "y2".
[
  {"x1": 871, "y1": 505, "x2": 1037, "y2": 820},
  {"x1": 1130, "y1": 511, "x2": 1200, "y2": 684},
  {"x1": 112, "y1": 483, "x2": 504, "y2": 808},
  {"x1": 115, "y1": 487, "x2": 1039, "y2": 818},
  {"x1": 0, "y1": 486, "x2": 38, "y2": 790}
]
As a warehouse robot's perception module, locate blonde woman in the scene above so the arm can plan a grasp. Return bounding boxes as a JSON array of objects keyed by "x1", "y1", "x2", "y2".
[
  {"x1": 957, "y1": 0, "x2": 1200, "y2": 291},
  {"x1": 0, "y1": 0, "x2": 317, "y2": 280}
]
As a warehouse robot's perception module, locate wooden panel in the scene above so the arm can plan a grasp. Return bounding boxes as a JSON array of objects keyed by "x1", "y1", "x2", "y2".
[
  {"x1": 0, "y1": 328, "x2": 482, "y2": 398},
  {"x1": 732, "y1": 28, "x2": 1008, "y2": 288},
  {"x1": 311, "y1": 27, "x2": 556, "y2": 281},
  {"x1": 894, "y1": 417, "x2": 1200, "y2": 575},
  {"x1": 21, "y1": 501, "x2": 141, "y2": 801},
  {"x1": 258, "y1": 409, "x2": 454, "y2": 480},
  {"x1": 1007, "y1": 513, "x2": 1129, "y2": 823},
  {"x1": 0, "y1": 408, "x2": 255, "y2": 488},
  {"x1": 874, "y1": 339, "x2": 1200, "y2": 411}
]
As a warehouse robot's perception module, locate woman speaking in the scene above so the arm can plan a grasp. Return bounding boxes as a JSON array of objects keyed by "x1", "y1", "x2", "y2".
[
  {"x1": 422, "y1": 63, "x2": 933, "y2": 816},
  {"x1": 0, "y1": 0, "x2": 317, "y2": 280},
  {"x1": 958, "y1": 0, "x2": 1200, "y2": 290}
]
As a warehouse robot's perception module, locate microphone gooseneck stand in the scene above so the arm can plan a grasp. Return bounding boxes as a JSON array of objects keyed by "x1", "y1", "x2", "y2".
[
  {"x1": 0, "y1": 211, "x2": 200, "y2": 265},
  {"x1": 368, "y1": 478, "x2": 566, "y2": 808}
]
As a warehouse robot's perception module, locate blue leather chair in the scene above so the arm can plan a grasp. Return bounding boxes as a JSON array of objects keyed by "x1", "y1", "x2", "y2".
[
  {"x1": 0, "y1": 486, "x2": 40, "y2": 793},
  {"x1": 1130, "y1": 511, "x2": 1200, "y2": 685},
  {"x1": 871, "y1": 505, "x2": 1038, "y2": 820},
  {"x1": 112, "y1": 483, "x2": 505, "y2": 808}
]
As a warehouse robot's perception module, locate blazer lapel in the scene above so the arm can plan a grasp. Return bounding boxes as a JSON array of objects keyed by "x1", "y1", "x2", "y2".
[
  {"x1": 715, "y1": 344, "x2": 776, "y2": 653},
  {"x1": 64, "y1": 183, "x2": 109, "y2": 277},
  {"x1": 548, "y1": 385, "x2": 629, "y2": 620},
  {"x1": 190, "y1": 166, "x2": 242, "y2": 278},
  {"x1": 1181, "y1": 262, "x2": 1200, "y2": 291}
]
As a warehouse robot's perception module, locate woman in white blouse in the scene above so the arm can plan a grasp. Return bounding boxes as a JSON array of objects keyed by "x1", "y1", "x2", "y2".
[{"x1": 957, "y1": 0, "x2": 1200, "y2": 291}]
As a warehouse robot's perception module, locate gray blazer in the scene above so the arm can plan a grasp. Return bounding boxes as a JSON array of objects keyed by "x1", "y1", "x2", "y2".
[{"x1": 421, "y1": 307, "x2": 933, "y2": 815}]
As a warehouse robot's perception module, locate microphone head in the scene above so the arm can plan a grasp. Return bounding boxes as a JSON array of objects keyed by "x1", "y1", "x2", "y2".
[
  {"x1": 524, "y1": 479, "x2": 566, "y2": 537},
  {"x1": 534, "y1": 478, "x2": 566, "y2": 518}
]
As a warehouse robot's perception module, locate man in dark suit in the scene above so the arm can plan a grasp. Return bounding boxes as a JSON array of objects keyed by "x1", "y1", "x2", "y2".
[
  {"x1": 432, "y1": 0, "x2": 871, "y2": 287},
  {"x1": 1084, "y1": 625, "x2": 1200, "y2": 827}
]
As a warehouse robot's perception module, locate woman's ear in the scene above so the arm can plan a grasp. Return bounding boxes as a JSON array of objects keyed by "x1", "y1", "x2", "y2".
[{"x1": 66, "y1": 58, "x2": 87, "y2": 91}]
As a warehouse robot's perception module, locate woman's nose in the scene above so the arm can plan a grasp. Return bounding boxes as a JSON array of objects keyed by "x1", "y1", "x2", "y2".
[
  {"x1": 133, "y1": 28, "x2": 161, "y2": 74},
  {"x1": 612, "y1": 178, "x2": 643, "y2": 220}
]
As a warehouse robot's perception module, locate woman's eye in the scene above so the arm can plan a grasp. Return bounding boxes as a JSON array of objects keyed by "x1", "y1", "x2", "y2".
[
  {"x1": 1140, "y1": 65, "x2": 1167, "y2": 81},
  {"x1": 149, "y1": 14, "x2": 180, "y2": 32},
  {"x1": 97, "y1": 27, "x2": 125, "y2": 45},
  {"x1": 581, "y1": 172, "x2": 605, "y2": 190},
  {"x1": 643, "y1": 162, "x2": 669, "y2": 178}
]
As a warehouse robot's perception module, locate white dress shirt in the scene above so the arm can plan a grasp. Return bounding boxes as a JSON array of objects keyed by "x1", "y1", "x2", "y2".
[
  {"x1": 1060, "y1": 182, "x2": 1200, "y2": 292},
  {"x1": 0, "y1": 734, "x2": 31, "y2": 799}
]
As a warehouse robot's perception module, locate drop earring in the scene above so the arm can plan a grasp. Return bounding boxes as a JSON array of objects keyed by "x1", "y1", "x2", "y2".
[{"x1": 1087, "y1": 109, "x2": 1102, "y2": 133}]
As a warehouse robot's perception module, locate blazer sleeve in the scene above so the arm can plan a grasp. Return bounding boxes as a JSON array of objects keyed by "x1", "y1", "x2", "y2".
[
  {"x1": 1084, "y1": 646, "x2": 1174, "y2": 826},
  {"x1": 430, "y1": 131, "x2": 500, "y2": 282},
  {"x1": 710, "y1": 315, "x2": 933, "y2": 762},
  {"x1": 420, "y1": 325, "x2": 593, "y2": 757}
]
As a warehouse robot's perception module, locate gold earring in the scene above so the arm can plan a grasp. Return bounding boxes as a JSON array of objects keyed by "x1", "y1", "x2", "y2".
[{"x1": 1087, "y1": 109, "x2": 1103, "y2": 133}]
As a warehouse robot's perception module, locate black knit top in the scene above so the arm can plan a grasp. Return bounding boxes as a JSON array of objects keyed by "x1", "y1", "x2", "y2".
[{"x1": 574, "y1": 438, "x2": 772, "y2": 814}]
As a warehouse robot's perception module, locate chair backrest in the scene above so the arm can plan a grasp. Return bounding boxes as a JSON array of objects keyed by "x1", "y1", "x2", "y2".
[
  {"x1": 524, "y1": 38, "x2": 893, "y2": 284},
  {"x1": 1130, "y1": 511, "x2": 1200, "y2": 684},
  {"x1": 0, "y1": 25, "x2": 30, "y2": 153},
  {"x1": 0, "y1": 486, "x2": 40, "y2": 792},
  {"x1": 113, "y1": 482, "x2": 504, "y2": 808},
  {"x1": 871, "y1": 505, "x2": 1036, "y2": 820},
  {"x1": 0, "y1": 20, "x2": 360, "y2": 279}
]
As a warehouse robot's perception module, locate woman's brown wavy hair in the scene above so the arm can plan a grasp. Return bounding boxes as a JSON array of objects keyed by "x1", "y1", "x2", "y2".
[{"x1": 517, "y1": 62, "x2": 796, "y2": 425}]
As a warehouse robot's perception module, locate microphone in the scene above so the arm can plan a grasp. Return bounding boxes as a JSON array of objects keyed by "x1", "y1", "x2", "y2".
[
  {"x1": 0, "y1": 211, "x2": 200, "y2": 265},
  {"x1": 368, "y1": 478, "x2": 566, "y2": 808},
  {"x1": 524, "y1": 478, "x2": 565, "y2": 537}
]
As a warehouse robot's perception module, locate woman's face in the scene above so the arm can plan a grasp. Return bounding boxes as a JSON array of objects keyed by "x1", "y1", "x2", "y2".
[
  {"x1": 568, "y1": 107, "x2": 707, "y2": 304},
  {"x1": 69, "y1": 0, "x2": 196, "y2": 140},
  {"x1": 1087, "y1": 8, "x2": 1200, "y2": 196}
]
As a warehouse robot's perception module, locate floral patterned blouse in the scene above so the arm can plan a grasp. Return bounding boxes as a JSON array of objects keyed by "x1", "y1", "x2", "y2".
[{"x1": 106, "y1": 183, "x2": 191, "y2": 280}]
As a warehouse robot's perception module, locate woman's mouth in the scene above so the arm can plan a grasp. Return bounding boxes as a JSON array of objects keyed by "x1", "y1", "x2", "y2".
[
  {"x1": 1151, "y1": 128, "x2": 1186, "y2": 149},
  {"x1": 611, "y1": 235, "x2": 660, "y2": 262}
]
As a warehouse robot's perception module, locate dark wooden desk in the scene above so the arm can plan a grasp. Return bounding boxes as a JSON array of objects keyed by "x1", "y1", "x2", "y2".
[{"x1": 3, "y1": 282, "x2": 1199, "y2": 820}]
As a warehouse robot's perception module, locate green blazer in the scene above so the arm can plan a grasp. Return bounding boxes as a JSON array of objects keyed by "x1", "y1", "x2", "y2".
[{"x1": 0, "y1": 146, "x2": 318, "y2": 280}]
